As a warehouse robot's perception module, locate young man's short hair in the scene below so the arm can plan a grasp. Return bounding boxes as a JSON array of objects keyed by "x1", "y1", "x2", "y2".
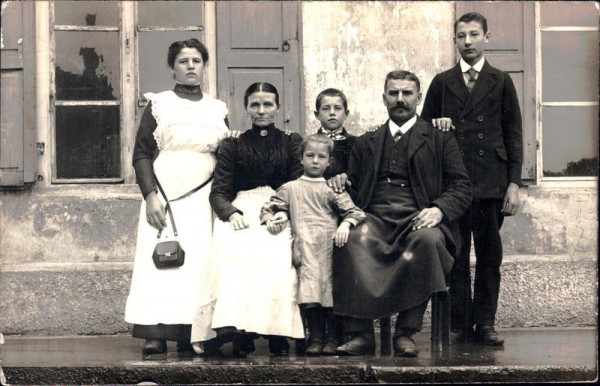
[{"x1": 454, "y1": 12, "x2": 488, "y2": 34}]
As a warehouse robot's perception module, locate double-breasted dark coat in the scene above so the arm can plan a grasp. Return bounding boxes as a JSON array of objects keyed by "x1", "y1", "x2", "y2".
[{"x1": 421, "y1": 60, "x2": 523, "y2": 199}]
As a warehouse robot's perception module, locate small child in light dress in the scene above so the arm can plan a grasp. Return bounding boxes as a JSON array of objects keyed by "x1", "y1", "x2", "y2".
[{"x1": 260, "y1": 134, "x2": 365, "y2": 356}]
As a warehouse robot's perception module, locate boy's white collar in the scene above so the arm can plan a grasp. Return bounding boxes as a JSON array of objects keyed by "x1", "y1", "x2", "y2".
[
  {"x1": 460, "y1": 56, "x2": 485, "y2": 72},
  {"x1": 300, "y1": 175, "x2": 326, "y2": 182}
]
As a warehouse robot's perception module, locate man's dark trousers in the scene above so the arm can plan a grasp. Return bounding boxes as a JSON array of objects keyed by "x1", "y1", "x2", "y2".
[{"x1": 450, "y1": 198, "x2": 504, "y2": 331}]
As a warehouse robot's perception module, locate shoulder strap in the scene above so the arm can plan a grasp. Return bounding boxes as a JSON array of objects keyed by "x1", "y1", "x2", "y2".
[
  {"x1": 155, "y1": 179, "x2": 178, "y2": 239},
  {"x1": 154, "y1": 175, "x2": 214, "y2": 238}
]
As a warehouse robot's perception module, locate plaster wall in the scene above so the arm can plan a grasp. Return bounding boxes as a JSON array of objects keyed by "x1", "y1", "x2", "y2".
[{"x1": 301, "y1": 1, "x2": 454, "y2": 134}]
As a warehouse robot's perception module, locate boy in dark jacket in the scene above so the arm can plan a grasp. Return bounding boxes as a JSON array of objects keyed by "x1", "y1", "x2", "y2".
[
  {"x1": 421, "y1": 12, "x2": 523, "y2": 347},
  {"x1": 315, "y1": 88, "x2": 356, "y2": 179}
]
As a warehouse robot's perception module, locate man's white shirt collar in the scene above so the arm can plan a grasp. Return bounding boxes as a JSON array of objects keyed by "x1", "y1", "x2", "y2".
[
  {"x1": 389, "y1": 115, "x2": 417, "y2": 138},
  {"x1": 460, "y1": 56, "x2": 485, "y2": 73}
]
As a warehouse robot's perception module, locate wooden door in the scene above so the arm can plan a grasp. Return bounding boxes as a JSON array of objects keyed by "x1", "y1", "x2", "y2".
[
  {"x1": 0, "y1": 1, "x2": 36, "y2": 187},
  {"x1": 216, "y1": 1, "x2": 301, "y2": 133},
  {"x1": 456, "y1": 2, "x2": 536, "y2": 181}
]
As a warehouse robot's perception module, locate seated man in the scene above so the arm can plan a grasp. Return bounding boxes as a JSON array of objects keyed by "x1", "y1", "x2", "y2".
[{"x1": 330, "y1": 70, "x2": 472, "y2": 357}]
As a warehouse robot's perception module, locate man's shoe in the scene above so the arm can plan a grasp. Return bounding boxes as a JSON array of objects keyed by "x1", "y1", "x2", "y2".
[
  {"x1": 141, "y1": 339, "x2": 167, "y2": 355},
  {"x1": 476, "y1": 326, "x2": 504, "y2": 346},
  {"x1": 451, "y1": 327, "x2": 475, "y2": 344},
  {"x1": 393, "y1": 335, "x2": 419, "y2": 357},
  {"x1": 336, "y1": 334, "x2": 375, "y2": 356}
]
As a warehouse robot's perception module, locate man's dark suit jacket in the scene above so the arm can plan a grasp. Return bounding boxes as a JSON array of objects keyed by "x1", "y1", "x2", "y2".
[
  {"x1": 421, "y1": 60, "x2": 523, "y2": 199},
  {"x1": 346, "y1": 118, "x2": 472, "y2": 254}
]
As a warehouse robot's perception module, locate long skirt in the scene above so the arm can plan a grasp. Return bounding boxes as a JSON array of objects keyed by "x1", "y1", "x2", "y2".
[
  {"x1": 125, "y1": 151, "x2": 218, "y2": 343},
  {"x1": 209, "y1": 187, "x2": 305, "y2": 339},
  {"x1": 332, "y1": 183, "x2": 454, "y2": 319}
]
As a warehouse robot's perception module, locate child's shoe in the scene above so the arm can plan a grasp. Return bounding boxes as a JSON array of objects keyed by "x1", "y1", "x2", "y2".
[{"x1": 306, "y1": 338, "x2": 323, "y2": 356}]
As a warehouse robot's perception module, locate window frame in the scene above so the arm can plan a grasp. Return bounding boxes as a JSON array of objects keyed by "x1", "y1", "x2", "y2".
[
  {"x1": 40, "y1": 1, "x2": 217, "y2": 189},
  {"x1": 535, "y1": 2, "x2": 599, "y2": 187},
  {"x1": 49, "y1": 1, "x2": 133, "y2": 184}
]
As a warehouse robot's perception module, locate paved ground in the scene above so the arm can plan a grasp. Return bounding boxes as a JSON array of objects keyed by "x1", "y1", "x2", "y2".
[{"x1": 1, "y1": 327, "x2": 597, "y2": 384}]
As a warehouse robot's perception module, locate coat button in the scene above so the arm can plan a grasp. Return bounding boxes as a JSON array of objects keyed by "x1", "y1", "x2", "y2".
[
  {"x1": 459, "y1": 118, "x2": 465, "y2": 123},
  {"x1": 459, "y1": 150, "x2": 464, "y2": 156},
  {"x1": 477, "y1": 133, "x2": 484, "y2": 139},
  {"x1": 477, "y1": 116, "x2": 484, "y2": 122},
  {"x1": 459, "y1": 134, "x2": 465, "y2": 140},
  {"x1": 478, "y1": 149, "x2": 485, "y2": 156}
]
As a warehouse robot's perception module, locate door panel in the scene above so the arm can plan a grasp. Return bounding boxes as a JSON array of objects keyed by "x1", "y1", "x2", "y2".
[
  {"x1": 217, "y1": 1, "x2": 301, "y2": 133},
  {"x1": 456, "y1": 2, "x2": 535, "y2": 180},
  {"x1": 0, "y1": 1, "x2": 35, "y2": 187}
]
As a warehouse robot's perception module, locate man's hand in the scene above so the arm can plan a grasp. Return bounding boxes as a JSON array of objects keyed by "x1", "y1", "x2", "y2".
[
  {"x1": 334, "y1": 221, "x2": 351, "y2": 247},
  {"x1": 229, "y1": 212, "x2": 250, "y2": 231},
  {"x1": 502, "y1": 183, "x2": 520, "y2": 216},
  {"x1": 224, "y1": 130, "x2": 242, "y2": 139},
  {"x1": 431, "y1": 117, "x2": 455, "y2": 132},
  {"x1": 327, "y1": 173, "x2": 350, "y2": 193},
  {"x1": 412, "y1": 207, "x2": 444, "y2": 230},
  {"x1": 266, "y1": 212, "x2": 289, "y2": 235},
  {"x1": 145, "y1": 191, "x2": 167, "y2": 230}
]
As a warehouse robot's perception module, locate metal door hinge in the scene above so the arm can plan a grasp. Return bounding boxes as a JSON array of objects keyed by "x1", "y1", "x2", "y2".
[{"x1": 36, "y1": 142, "x2": 45, "y2": 154}]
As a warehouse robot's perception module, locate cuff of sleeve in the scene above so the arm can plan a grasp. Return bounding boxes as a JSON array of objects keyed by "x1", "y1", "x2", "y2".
[
  {"x1": 343, "y1": 219, "x2": 358, "y2": 228},
  {"x1": 143, "y1": 186, "x2": 158, "y2": 200},
  {"x1": 221, "y1": 207, "x2": 243, "y2": 222},
  {"x1": 260, "y1": 213, "x2": 273, "y2": 225}
]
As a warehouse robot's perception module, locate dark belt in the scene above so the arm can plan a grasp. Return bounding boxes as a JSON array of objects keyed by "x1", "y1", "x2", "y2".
[{"x1": 381, "y1": 177, "x2": 411, "y2": 187}]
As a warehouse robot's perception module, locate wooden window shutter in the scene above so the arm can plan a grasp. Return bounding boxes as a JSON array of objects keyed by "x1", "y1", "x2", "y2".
[{"x1": 0, "y1": 1, "x2": 36, "y2": 187}]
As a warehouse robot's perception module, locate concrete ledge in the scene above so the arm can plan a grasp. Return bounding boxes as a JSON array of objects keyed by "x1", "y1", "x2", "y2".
[
  {"x1": 2, "y1": 328, "x2": 597, "y2": 384},
  {"x1": 1, "y1": 256, "x2": 596, "y2": 335},
  {"x1": 4, "y1": 364, "x2": 596, "y2": 384}
]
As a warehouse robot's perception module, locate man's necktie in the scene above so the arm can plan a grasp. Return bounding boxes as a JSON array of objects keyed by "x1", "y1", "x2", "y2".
[
  {"x1": 393, "y1": 131, "x2": 402, "y2": 142},
  {"x1": 466, "y1": 67, "x2": 477, "y2": 93}
]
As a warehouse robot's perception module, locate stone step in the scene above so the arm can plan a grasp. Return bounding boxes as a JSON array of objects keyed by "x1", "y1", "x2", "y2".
[{"x1": 1, "y1": 328, "x2": 597, "y2": 384}]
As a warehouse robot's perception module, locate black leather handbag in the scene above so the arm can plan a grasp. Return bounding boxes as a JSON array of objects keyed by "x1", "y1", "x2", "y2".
[
  {"x1": 152, "y1": 206, "x2": 185, "y2": 269},
  {"x1": 151, "y1": 176, "x2": 213, "y2": 269}
]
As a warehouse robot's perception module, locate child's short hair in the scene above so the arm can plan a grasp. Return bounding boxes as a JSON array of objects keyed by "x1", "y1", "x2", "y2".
[
  {"x1": 301, "y1": 134, "x2": 334, "y2": 157},
  {"x1": 315, "y1": 88, "x2": 349, "y2": 113},
  {"x1": 454, "y1": 12, "x2": 488, "y2": 34}
]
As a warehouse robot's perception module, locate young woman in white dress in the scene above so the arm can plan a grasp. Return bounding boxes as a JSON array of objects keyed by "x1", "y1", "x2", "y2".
[{"x1": 124, "y1": 38, "x2": 236, "y2": 355}]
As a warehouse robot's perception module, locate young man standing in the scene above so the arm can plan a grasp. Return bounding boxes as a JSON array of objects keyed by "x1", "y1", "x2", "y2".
[{"x1": 421, "y1": 12, "x2": 523, "y2": 346}]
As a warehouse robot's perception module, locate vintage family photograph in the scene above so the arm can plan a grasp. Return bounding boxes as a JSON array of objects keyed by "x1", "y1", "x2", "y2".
[{"x1": 0, "y1": 0, "x2": 598, "y2": 384}]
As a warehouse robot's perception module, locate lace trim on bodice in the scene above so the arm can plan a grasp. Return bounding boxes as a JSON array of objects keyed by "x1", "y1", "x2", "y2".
[{"x1": 145, "y1": 91, "x2": 228, "y2": 152}]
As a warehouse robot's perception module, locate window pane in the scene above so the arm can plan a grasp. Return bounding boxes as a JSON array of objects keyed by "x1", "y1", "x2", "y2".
[
  {"x1": 541, "y1": 31, "x2": 599, "y2": 102},
  {"x1": 542, "y1": 106, "x2": 599, "y2": 177},
  {"x1": 55, "y1": 31, "x2": 120, "y2": 100},
  {"x1": 138, "y1": 1, "x2": 202, "y2": 27},
  {"x1": 56, "y1": 106, "x2": 121, "y2": 179},
  {"x1": 540, "y1": 2, "x2": 598, "y2": 27},
  {"x1": 54, "y1": 1, "x2": 118, "y2": 26}
]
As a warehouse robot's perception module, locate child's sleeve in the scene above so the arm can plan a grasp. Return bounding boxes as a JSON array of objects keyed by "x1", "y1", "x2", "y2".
[
  {"x1": 331, "y1": 190, "x2": 366, "y2": 227},
  {"x1": 259, "y1": 184, "x2": 291, "y2": 224}
]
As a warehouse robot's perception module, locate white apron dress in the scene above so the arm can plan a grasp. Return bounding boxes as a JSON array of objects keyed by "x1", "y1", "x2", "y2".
[
  {"x1": 209, "y1": 187, "x2": 305, "y2": 339},
  {"x1": 125, "y1": 91, "x2": 228, "y2": 343}
]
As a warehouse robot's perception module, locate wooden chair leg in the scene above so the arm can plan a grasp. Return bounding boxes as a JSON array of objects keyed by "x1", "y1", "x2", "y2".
[
  {"x1": 431, "y1": 291, "x2": 451, "y2": 352},
  {"x1": 380, "y1": 317, "x2": 392, "y2": 355}
]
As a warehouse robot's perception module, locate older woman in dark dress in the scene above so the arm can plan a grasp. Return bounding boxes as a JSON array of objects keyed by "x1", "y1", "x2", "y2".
[{"x1": 205, "y1": 82, "x2": 305, "y2": 356}]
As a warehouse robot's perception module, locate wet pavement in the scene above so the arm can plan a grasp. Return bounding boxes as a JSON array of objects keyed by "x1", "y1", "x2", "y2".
[{"x1": 1, "y1": 327, "x2": 597, "y2": 384}]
